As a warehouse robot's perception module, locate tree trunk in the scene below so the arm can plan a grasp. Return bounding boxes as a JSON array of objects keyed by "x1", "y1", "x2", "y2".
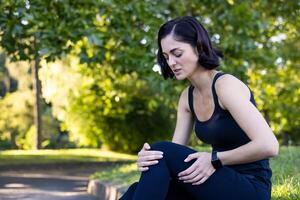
[
  {"x1": 281, "y1": 132, "x2": 289, "y2": 146},
  {"x1": 10, "y1": 130, "x2": 17, "y2": 149},
  {"x1": 32, "y1": 55, "x2": 42, "y2": 149}
]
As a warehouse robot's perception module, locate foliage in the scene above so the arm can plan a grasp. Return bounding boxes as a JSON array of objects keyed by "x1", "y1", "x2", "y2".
[
  {"x1": 0, "y1": 0, "x2": 106, "y2": 149},
  {"x1": 40, "y1": 56, "x2": 175, "y2": 152},
  {"x1": 0, "y1": 90, "x2": 33, "y2": 148},
  {"x1": 247, "y1": 65, "x2": 300, "y2": 145},
  {"x1": 0, "y1": 0, "x2": 102, "y2": 62},
  {"x1": 0, "y1": 52, "x2": 18, "y2": 96},
  {"x1": 0, "y1": 0, "x2": 299, "y2": 149},
  {"x1": 0, "y1": 58, "x2": 61, "y2": 149},
  {"x1": 70, "y1": 0, "x2": 300, "y2": 144}
]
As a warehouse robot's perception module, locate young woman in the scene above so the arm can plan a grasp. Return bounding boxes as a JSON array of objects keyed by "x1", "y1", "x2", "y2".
[{"x1": 119, "y1": 16, "x2": 279, "y2": 200}]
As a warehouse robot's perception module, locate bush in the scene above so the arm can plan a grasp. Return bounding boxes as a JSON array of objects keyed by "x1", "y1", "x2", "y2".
[{"x1": 64, "y1": 65, "x2": 175, "y2": 153}]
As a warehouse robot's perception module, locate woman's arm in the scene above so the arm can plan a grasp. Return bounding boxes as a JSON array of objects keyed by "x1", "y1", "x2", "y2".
[
  {"x1": 215, "y1": 74, "x2": 279, "y2": 165},
  {"x1": 136, "y1": 87, "x2": 193, "y2": 172},
  {"x1": 172, "y1": 87, "x2": 194, "y2": 145}
]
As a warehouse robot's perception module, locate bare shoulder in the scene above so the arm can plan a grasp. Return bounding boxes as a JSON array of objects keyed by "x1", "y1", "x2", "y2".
[
  {"x1": 181, "y1": 85, "x2": 190, "y2": 97},
  {"x1": 215, "y1": 73, "x2": 251, "y2": 109},
  {"x1": 178, "y1": 86, "x2": 191, "y2": 112}
]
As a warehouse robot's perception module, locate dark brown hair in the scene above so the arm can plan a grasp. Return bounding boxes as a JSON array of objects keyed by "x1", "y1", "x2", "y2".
[{"x1": 157, "y1": 16, "x2": 223, "y2": 79}]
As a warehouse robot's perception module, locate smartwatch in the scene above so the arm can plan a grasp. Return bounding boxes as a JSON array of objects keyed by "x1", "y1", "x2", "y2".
[{"x1": 211, "y1": 151, "x2": 223, "y2": 169}]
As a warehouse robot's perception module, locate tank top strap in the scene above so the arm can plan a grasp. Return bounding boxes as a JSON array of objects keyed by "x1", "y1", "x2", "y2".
[
  {"x1": 188, "y1": 85, "x2": 196, "y2": 118},
  {"x1": 212, "y1": 72, "x2": 227, "y2": 111}
]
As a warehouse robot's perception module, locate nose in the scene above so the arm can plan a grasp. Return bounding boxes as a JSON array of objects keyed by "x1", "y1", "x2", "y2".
[{"x1": 168, "y1": 57, "x2": 176, "y2": 68}]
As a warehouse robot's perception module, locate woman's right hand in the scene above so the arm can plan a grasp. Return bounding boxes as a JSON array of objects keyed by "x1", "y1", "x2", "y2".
[{"x1": 137, "y1": 142, "x2": 164, "y2": 172}]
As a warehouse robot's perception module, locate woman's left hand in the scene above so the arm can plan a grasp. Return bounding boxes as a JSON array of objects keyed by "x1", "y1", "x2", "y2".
[{"x1": 178, "y1": 152, "x2": 216, "y2": 185}]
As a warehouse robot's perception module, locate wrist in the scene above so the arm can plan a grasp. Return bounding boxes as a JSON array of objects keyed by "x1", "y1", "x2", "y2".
[{"x1": 211, "y1": 151, "x2": 223, "y2": 169}]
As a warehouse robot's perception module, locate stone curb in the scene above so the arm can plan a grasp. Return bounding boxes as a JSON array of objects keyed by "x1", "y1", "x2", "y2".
[{"x1": 88, "y1": 179, "x2": 128, "y2": 200}]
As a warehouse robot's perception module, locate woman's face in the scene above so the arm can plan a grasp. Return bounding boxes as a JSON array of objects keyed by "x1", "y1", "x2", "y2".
[{"x1": 161, "y1": 34, "x2": 199, "y2": 80}]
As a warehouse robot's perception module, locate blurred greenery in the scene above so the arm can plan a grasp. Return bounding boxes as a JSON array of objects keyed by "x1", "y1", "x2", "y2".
[
  {"x1": 0, "y1": 0, "x2": 299, "y2": 152},
  {"x1": 92, "y1": 146, "x2": 300, "y2": 200}
]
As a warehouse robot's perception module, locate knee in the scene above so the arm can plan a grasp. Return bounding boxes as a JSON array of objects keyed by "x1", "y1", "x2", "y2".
[
  {"x1": 150, "y1": 141, "x2": 175, "y2": 152},
  {"x1": 127, "y1": 182, "x2": 138, "y2": 191},
  {"x1": 120, "y1": 182, "x2": 138, "y2": 199}
]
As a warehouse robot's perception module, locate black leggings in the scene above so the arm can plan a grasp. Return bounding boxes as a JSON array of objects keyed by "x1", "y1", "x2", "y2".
[{"x1": 119, "y1": 141, "x2": 271, "y2": 200}]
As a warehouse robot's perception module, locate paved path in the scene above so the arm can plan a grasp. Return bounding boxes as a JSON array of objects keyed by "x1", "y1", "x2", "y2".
[{"x1": 0, "y1": 164, "x2": 106, "y2": 200}]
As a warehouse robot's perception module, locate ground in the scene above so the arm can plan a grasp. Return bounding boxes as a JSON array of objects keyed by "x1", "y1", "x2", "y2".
[{"x1": 0, "y1": 163, "x2": 111, "y2": 200}]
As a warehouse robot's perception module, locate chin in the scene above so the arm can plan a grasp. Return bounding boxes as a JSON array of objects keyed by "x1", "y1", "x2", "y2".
[{"x1": 175, "y1": 75, "x2": 186, "y2": 80}]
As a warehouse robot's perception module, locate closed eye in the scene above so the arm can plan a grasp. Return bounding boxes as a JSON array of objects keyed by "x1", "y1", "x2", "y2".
[{"x1": 163, "y1": 51, "x2": 182, "y2": 60}]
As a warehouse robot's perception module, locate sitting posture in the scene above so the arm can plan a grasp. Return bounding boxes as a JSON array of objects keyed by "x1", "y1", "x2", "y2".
[{"x1": 120, "y1": 16, "x2": 279, "y2": 200}]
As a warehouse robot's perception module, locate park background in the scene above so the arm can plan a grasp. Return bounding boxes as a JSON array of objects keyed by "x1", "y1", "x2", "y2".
[{"x1": 0, "y1": 0, "x2": 299, "y2": 200}]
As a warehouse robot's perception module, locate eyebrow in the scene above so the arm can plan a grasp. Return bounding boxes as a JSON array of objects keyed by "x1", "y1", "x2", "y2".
[{"x1": 162, "y1": 48, "x2": 181, "y2": 55}]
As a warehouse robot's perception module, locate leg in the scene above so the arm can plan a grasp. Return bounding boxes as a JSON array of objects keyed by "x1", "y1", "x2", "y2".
[
  {"x1": 119, "y1": 179, "x2": 191, "y2": 200},
  {"x1": 119, "y1": 182, "x2": 138, "y2": 200},
  {"x1": 123, "y1": 141, "x2": 268, "y2": 200},
  {"x1": 132, "y1": 141, "x2": 196, "y2": 200}
]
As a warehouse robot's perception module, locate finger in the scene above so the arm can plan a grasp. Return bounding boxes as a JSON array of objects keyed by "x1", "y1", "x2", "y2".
[
  {"x1": 138, "y1": 166, "x2": 149, "y2": 172},
  {"x1": 179, "y1": 168, "x2": 200, "y2": 181},
  {"x1": 178, "y1": 164, "x2": 197, "y2": 177},
  {"x1": 141, "y1": 154, "x2": 163, "y2": 162},
  {"x1": 138, "y1": 150, "x2": 163, "y2": 157},
  {"x1": 184, "y1": 152, "x2": 199, "y2": 162},
  {"x1": 183, "y1": 172, "x2": 203, "y2": 183},
  {"x1": 138, "y1": 160, "x2": 159, "y2": 168},
  {"x1": 192, "y1": 175, "x2": 209, "y2": 185},
  {"x1": 143, "y1": 143, "x2": 151, "y2": 150},
  {"x1": 192, "y1": 168, "x2": 215, "y2": 185}
]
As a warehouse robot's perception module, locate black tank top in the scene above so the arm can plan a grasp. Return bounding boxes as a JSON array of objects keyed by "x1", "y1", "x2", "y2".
[{"x1": 188, "y1": 72, "x2": 272, "y2": 187}]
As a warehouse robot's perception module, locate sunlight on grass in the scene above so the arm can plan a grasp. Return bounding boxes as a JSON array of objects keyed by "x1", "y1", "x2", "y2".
[
  {"x1": 272, "y1": 177, "x2": 300, "y2": 200},
  {"x1": 91, "y1": 162, "x2": 140, "y2": 188},
  {"x1": 0, "y1": 149, "x2": 136, "y2": 159},
  {"x1": 271, "y1": 146, "x2": 300, "y2": 199},
  {"x1": 0, "y1": 149, "x2": 136, "y2": 166}
]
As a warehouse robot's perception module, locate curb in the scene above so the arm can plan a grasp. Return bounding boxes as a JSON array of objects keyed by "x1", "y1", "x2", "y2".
[{"x1": 88, "y1": 179, "x2": 128, "y2": 200}]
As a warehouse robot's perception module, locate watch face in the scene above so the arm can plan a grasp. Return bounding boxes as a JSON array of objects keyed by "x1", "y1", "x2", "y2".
[
  {"x1": 211, "y1": 151, "x2": 222, "y2": 169},
  {"x1": 212, "y1": 151, "x2": 218, "y2": 161}
]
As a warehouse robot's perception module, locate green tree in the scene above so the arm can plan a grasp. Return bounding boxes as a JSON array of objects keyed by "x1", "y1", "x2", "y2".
[
  {"x1": 0, "y1": 0, "x2": 101, "y2": 148},
  {"x1": 73, "y1": 0, "x2": 300, "y2": 145},
  {"x1": 1, "y1": 0, "x2": 299, "y2": 151},
  {"x1": 40, "y1": 56, "x2": 175, "y2": 152}
]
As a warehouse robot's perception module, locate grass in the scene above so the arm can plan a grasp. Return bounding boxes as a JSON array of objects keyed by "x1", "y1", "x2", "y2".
[
  {"x1": 271, "y1": 146, "x2": 300, "y2": 200},
  {"x1": 0, "y1": 147, "x2": 298, "y2": 199},
  {"x1": 0, "y1": 148, "x2": 136, "y2": 166},
  {"x1": 92, "y1": 146, "x2": 300, "y2": 200}
]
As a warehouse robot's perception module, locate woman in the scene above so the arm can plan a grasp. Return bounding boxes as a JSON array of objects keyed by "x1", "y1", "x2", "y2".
[{"x1": 119, "y1": 16, "x2": 279, "y2": 200}]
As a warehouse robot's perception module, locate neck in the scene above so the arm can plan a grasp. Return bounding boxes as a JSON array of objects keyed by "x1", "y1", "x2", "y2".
[{"x1": 188, "y1": 68, "x2": 218, "y2": 94}]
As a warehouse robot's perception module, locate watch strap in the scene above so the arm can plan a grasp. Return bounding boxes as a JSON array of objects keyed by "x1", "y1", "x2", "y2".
[{"x1": 211, "y1": 151, "x2": 223, "y2": 169}]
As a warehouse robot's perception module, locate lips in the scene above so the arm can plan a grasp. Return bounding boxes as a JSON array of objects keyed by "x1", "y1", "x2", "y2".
[{"x1": 173, "y1": 69, "x2": 181, "y2": 74}]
